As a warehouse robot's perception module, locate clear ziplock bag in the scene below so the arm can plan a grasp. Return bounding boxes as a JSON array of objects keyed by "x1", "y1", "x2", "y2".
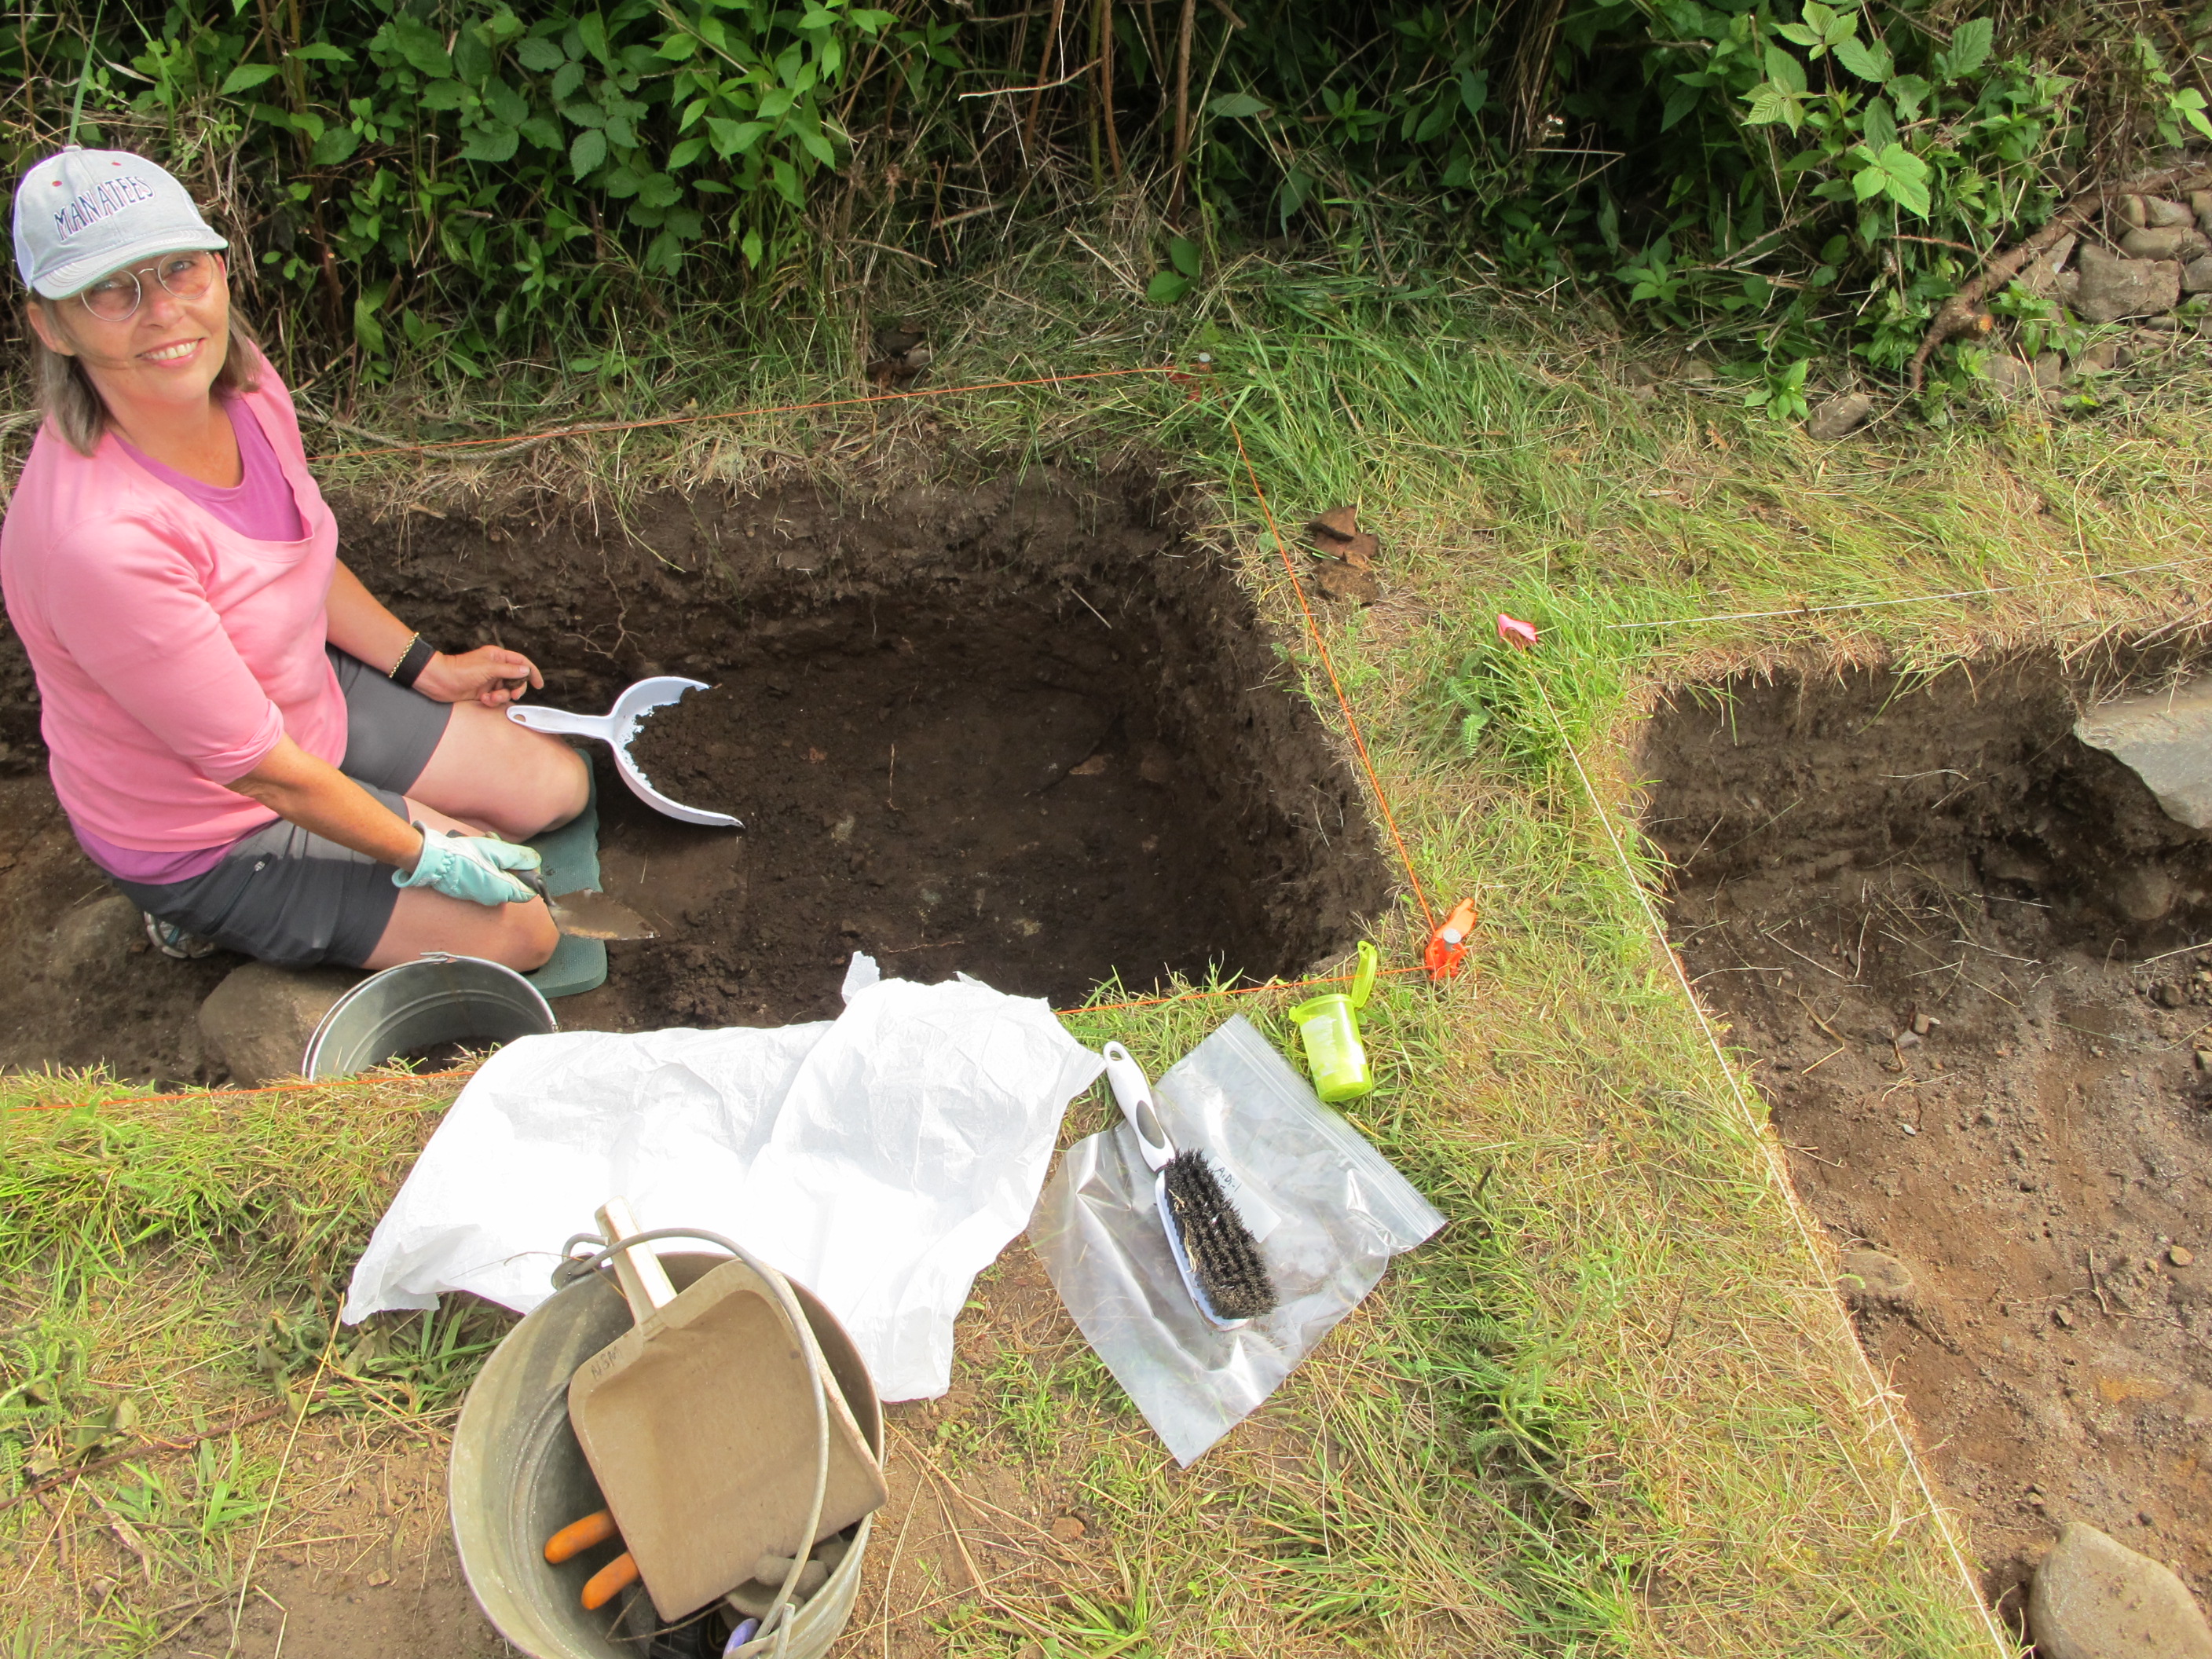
[{"x1": 1027, "y1": 1015, "x2": 1445, "y2": 1464}]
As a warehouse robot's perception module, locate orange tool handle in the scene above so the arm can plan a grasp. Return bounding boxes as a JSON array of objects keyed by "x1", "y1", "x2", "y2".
[
  {"x1": 581, "y1": 1551, "x2": 640, "y2": 1611},
  {"x1": 544, "y1": 1509, "x2": 618, "y2": 1564}
]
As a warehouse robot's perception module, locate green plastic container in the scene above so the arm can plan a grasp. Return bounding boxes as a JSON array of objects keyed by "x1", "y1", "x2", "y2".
[{"x1": 1288, "y1": 940, "x2": 1379, "y2": 1101}]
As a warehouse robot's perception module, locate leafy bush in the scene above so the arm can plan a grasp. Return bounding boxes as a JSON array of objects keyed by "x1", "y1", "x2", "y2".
[
  {"x1": 1188, "y1": 1, "x2": 2204, "y2": 372},
  {"x1": 8, "y1": 0, "x2": 960, "y2": 374},
  {"x1": 2, "y1": 0, "x2": 2201, "y2": 382}
]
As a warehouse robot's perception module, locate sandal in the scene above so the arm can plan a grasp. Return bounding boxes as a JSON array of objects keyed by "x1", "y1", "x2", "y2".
[{"x1": 141, "y1": 910, "x2": 218, "y2": 961}]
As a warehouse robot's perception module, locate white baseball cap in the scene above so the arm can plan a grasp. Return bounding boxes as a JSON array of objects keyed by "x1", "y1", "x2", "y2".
[{"x1": 13, "y1": 147, "x2": 228, "y2": 300}]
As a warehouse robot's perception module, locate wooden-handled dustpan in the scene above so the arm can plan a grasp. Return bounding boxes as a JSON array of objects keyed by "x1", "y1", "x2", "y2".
[{"x1": 567, "y1": 1201, "x2": 888, "y2": 1622}]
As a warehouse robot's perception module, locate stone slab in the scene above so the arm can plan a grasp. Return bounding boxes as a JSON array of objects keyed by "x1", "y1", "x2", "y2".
[
  {"x1": 2075, "y1": 680, "x2": 2212, "y2": 830},
  {"x1": 200, "y1": 961, "x2": 364, "y2": 1086},
  {"x1": 2075, "y1": 245, "x2": 2182, "y2": 323},
  {"x1": 2027, "y1": 1522, "x2": 2212, "y2": 1659}
]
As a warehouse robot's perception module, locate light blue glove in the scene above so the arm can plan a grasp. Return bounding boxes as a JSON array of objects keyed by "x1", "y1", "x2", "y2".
[{"x1": 393, "y1": 826, "x2": 542, "y2": 907}]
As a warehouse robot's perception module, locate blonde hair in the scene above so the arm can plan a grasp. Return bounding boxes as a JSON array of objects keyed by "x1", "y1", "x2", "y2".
[{"x1": 27, "y1": 302, "x2": 263, "y2": 456}]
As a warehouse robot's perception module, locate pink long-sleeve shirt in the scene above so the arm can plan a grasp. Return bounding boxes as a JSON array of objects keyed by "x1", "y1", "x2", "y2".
[{"x1": 0, "y1": 357, "x2": 345, "y2": 866}]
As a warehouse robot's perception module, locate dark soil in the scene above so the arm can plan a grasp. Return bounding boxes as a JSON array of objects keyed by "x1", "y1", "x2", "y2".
[
  {"x1": 0, "y1": 782, "x2": 233, "y2": 1080},
  {"x1": 0, "y1": 467, "x2": 1394, "y2": 1071},
  {"x1": 1639, "y1": 654, "x2": 2212, "y2": 1623},
  {"x1": 340, "y1": 467, "x2": 1393, "y2": 1028}
]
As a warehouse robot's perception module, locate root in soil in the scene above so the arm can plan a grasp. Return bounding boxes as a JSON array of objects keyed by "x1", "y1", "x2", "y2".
[{"x1": 1640, "y1": 654, "x2": 2212, "y2": 1621}]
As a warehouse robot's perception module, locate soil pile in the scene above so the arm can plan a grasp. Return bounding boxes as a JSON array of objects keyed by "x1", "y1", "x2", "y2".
[{"x1": 1640, "y1": 655, "x2": 2212, "y2": 1621}]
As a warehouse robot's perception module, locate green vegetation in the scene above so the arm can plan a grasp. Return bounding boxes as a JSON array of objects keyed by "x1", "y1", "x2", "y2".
[
  {"x1": 8, "y1": 255, "x2": 2208, "y2": 1650},
  {"x1": 3, "y1": 1, "x2": 2204, "y2": 387}
]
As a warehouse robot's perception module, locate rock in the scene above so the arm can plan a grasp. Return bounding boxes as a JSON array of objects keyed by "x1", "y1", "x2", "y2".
[
  {"x1": 2173, "y1": 1246, "x2": 2196, "y2": 1268},
  {"x1": 1313, "y1": 561, "x2": 1379, "y2": 606},
  {"x1": 1985, "y1": 353, "x2": 2037, "y2": 393},
  {"x1": 47, "y1": 893, "x2": 145, "y2": 976},
  {"x1": 2076, "y1": 680, "x2": 2212, "y2": 830},
  {"x1": 2016, "y1": 233, "x2": 2078, "y2": 299},
  {"x1": 2034, "y1": 351, "x2": 2064, "y2": 389},
  {"x1": 2192, "y1": 189, "x2": 2212, "y2": 219},
  {"x1": 2120, "y1": 224, "x2": 2194, "y2": 260},
  {"x1": 198, "y1": 961, "x2": 362, "y2": 1086},
  {"x1": 1838, "y1": 1248, "x2": 1914, "y2": 1309},
  {"x1": 2144, "y1": 196, "x2": 2196, "y2": 228},
  {"x1": 2027, "y1": 1522, "x2": 2212, "y2": 1659},
  {"x1": 2185, "y1": 255, "x2": 2212, "y2": 295},
  {"x1": 2115, "y1": 865, "x2": 2175, "y2": 923},
  {"x1": 1807, "y1": 390, "x2": 1874, "y2": 440},
  {"x1": 2075, "y1": 245, "x2": 2182, "y2": 322},
  {"x1": 2121, "y1": 194, "x2": 2151, "y2": 228},
  {"x1": 2053, "y1": 269, "x2": 2082, "y2": 305},
  {"x1": 2073, "y1": 339, "x2": 2132, "y2": 377}
]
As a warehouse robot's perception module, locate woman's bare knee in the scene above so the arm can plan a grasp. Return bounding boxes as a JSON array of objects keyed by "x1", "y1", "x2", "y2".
[
  {"x1": 500, "y1": 903, "x2": 560, "y2": 971},
  {"x1": 466, "y1": 737, "x2": 588, "y2": 841}
]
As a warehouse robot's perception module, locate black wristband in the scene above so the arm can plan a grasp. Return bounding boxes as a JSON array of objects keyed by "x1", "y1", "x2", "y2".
[{"x1": 390, "y1": 634, "x2": 438, "y2": 690}]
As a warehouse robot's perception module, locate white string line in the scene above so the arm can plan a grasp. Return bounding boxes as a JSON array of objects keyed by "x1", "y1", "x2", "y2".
[
  {"x1": 1533, "y1": 679, "x2": 2012, "y2": 1657},
  {"x1": 1607, "y1": 553, "x2": 2212, "y2": 631}
]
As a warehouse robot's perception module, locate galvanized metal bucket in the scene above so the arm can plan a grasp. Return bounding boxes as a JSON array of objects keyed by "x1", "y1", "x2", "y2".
[
  {"x1": 301, "y1": 953, "x2": 555, "y2": 1080},
  {"x1": 449, "y1": 1253, "x2": 878, "y2": 1659}
]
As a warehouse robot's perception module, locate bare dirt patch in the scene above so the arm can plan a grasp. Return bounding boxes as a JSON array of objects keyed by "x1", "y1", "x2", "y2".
[
  {"x1": 1639, "y1": 655, "x2": 2212, "y2": 1621},
  {"x1": 0, "y1": 467, "x2": 1393, "y2": 1073}
]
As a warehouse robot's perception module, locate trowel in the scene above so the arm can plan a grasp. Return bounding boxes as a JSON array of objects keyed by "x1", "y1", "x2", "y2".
[
  {"x1": 507, "y1": 677, "x2": 741, "y2": 829},
  {"x1": 518, "y1": 869, "x2": 658, "y2": 942}
]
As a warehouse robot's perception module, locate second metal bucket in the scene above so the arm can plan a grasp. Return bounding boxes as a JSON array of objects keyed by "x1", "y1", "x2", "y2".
[{"x1": 449, "y1": 1253, "x2": 879, "y2": 1659}]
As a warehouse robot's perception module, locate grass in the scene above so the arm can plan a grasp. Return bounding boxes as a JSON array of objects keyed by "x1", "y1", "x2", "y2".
[{"x1": 5, "y1": 228, "x2": 2212, "y2": 1655}]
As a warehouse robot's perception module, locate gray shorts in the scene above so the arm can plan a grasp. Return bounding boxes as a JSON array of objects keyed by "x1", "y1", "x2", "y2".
[{"x1": 112, "y1": 648, "x2": 454, "y2": 968}]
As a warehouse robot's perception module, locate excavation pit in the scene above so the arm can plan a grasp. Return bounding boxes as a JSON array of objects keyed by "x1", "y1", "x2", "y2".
[
  {"x1": 1639, "y1": 655, "x2": 2212, "y2": 1618},
  {"x1": 0, "y1": 468, "x2": 1393, "y2": 1076}
]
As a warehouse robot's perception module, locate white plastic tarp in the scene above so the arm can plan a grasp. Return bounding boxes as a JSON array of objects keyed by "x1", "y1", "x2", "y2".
[{"x1": 342, "y1": 958, "x2": 1104, "y2": 1401}]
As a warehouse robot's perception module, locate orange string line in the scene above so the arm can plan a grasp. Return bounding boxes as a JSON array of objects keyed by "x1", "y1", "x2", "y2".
[
  {"x1": 5, "y1": 1068, "x2": 474, "y2": 1119},
  {"x1": 1060, "y1": 963, "x2": 1426, "y2": 1018},
  {"x1": 1228, "y1": 421, "x2": 1438, "y2": 934},
  {"x1": 314, "y1": 366, "x2": 1184, "y2": 461}
]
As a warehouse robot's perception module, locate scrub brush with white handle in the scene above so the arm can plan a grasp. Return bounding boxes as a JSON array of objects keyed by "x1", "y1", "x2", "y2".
[{"x1": 1102, "y1": 1042, "x2": 1276, "y2": 1327}]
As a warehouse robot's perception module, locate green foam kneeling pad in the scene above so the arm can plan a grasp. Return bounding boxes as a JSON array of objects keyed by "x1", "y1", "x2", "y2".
[{"x1": 524, "y1": 771, "x2": 607, "y2": 1000}]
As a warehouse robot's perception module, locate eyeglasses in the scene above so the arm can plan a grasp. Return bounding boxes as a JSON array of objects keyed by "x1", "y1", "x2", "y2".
[{"x1": 75, "y1": 250, "x2": 220, "y2": 323}]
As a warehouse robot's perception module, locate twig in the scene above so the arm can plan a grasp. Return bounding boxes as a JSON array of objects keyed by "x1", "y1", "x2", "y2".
[
  {"x1": 227, "y1": 1320, "x2": 341, "y2": 1657},
  {"x1": 970, "y1": 54, "x2": 1096, "y2": 99},
  {"x1": 1793, "y1": 991, "x2": 1847, "y2": 1045},
  {"x1": 1018, "y1": 0, "x2": 1070, "y2": 150},
  {"x1": 1908, "y1": 161, "x2": 2212, "y2": 390},
  {"x1": 0, "y1": 1402, "x2": 295, "y2": 1514},
  {"x1": 1167, "y1": 0, "x2": 1196, "y2": 219},
  {"x1": 1097, "y1": 0, "x2": 1121, "y2": 181},
  {"x1": 9, "y1": 1475, "x2": 81, "y2": 1600}
]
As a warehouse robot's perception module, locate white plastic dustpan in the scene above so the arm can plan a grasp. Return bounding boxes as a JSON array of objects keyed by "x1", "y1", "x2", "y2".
[{"x1": 507, "y1": 677, "x2": 741, "y2": 829}]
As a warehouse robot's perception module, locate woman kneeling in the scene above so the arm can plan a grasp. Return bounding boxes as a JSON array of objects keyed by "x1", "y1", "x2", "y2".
[{"x1": 2, "y1": 148, "x2": 586, "y2": 971}]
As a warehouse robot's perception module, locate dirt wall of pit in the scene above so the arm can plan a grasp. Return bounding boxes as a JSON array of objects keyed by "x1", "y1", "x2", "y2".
[{"x1": 0, "y1": 465, "x2": 1397, "y2": 1057}]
